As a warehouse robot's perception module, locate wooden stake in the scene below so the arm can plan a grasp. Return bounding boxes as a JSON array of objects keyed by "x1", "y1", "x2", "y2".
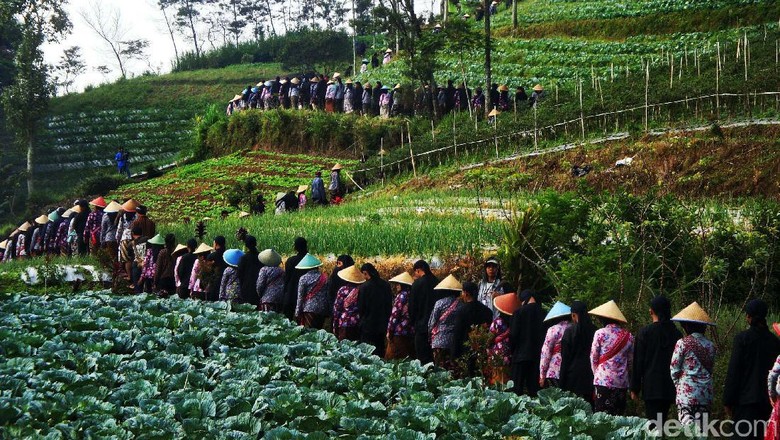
[
  {"x1": 716, "y1": 42, "x2": 721, "y2": 119},
  {"x1": 669, "y1": 56, "x2": 674, "y2": 89},
  {"x1": 407, "y1": 122, "x2": 416, "y2": 179},
  {"x1": 644, "y1": 62, "x2": 650, "y2": 132},
  {"x1": 380, "y1": 138, "x2": 384, "y2": 187},
  {"x1": 579, "y1": 78, "x2": 585, "y2": 140}
]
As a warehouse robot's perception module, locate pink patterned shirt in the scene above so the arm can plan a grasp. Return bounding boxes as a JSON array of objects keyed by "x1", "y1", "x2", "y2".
[
  {"x1": 590, "y1": 324, "x2": 634, "y2": 389},
  {"x1": 488, "y1": 316, "x2": 511, "y2": 365},
  {"x1": 540, "y1": 320, "x2": 570, "y2": 380},
  {"x1": 386, "y1": 288, "x2": 413, "y2": 337}
]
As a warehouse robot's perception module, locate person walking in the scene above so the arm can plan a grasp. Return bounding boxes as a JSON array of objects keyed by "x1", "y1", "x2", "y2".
[
  {"x1": 72, "y1": 200, "x2": 90, "y2": 256},
  {"x1": 358, "y1": 263, "x2": 393, "y2": 357},
  {"x1": 206, "y1": 236, "x2": 227, "y2": 302},
  {"x1": 115, "y1": 148, "x2": 130, "y2": 177},
  {"x1": 237, "y1": 235, "x2": 262, "y2": 306},
  {"x1": 539, "y1": 301, "x2": 572, "y2": 389},
  {"x1": 175, "y1": 239, "x2": 198, "y2": 299},
  {"x1": 256, "y1": 248, "x2": 285, "y2": 312},
  {"x1": 589, "y1": 300, "x2": 634, "y2": 416},
  {"x1": 669, "y1": 302, "x2": 717, "y2": 437},
  {"x1": 283, "y1": 237, "x2": 309, "y2": 320},
  {"x1": 488, "y1": 287, "x2": 521, "y2": 385},
  {"x1": 329, "y1": 164, "x2": 343, "y2": 203},
  {"x1": 100, "y1": 201, "x2": 120, "y2": 260},
  {"x1": 83, "y1": 197, "x2": 106, "y2": 255},
  {"x1": 560, "y1": 301, "x2": 596, "y2": 405},
  {"x1": 332, "y1": 263, "x2": 365, "y2": 341},
  {"x1": 510, "y1": 289, "x2": 544, "y2": 396},
  {"x1": 311, "y1": 172, "x2": 327, "y2": 205},
  {"x1": 724, "y1": 299, "x2": 780, "y2": 439},
  {"x1": 428, "y1": 274, "x2": 464, "y2": 369},
  {"x1": 219, "y1": 249, "x2": 244, "y2": 302},
  {"x1": 408, "y1": 259, "x2": 440, "y2": 364},
  {"x1": 294, "y1": 253, "x2": 330, "y2": 329},
  {"x1": 154, "y1": 233, "x2": 177, "y2": 296},
  {"x1": 450, "y1": 281, "x2": 493, "y2": 377},
  {"x1": 631, "y1": 296, "x2": 682, "y2": 431},
  {"x1": 385, "y1": 271, "x2": 415, "y2": 360}
]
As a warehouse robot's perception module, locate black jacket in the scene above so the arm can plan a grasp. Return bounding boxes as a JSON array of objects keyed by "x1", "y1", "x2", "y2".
[
  {"x1": 724, "y1": 325, "x2": 780, "y2": 407},
  {"x1": 408, "y1": 273, "x2": 441, "y2": 332},
  {"x1": 450, "y1": 300, "x2": 493, "y2": 358},
  {"x1": 631, "y1": 321, "x2": 682, "y2": 401},
  {"x1": 176, "y1": 253, "x2": 197, "y2": 289},
  {"x1": 206, "y1": 248, "x2": 226, "y2": 301},
  {"x1": 237, "y1": 251, "x2": 262, "y2": 305},
  {"x1": 559, "y1": 319, "x2": 596, "y2": 396},
  {"x1": 357, "y1": 277, "x2": 393, "y2": 337},
  {"x1": 510, "y1": 302, "x2": 544, "y2": 363},
  {"x1": 282, "y1": 252, "x2": 307, "y2": 319}
]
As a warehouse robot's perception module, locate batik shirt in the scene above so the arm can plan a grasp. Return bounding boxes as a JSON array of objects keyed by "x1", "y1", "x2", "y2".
[
  {"x1": 55, "y1": 221, "x2": 69, "y2": 250},
  {"x1": 332, "y1": 284, "x2": 360, "y2": 331},
  {"x1": 768, "y1": 355, "x2": 780, "y2": 399},
  {"x1": 296, "y1": 270, "x2": 330, "y2": 317},
  {"x1": 15, "y1": 234, "x2": 26, "y2": 258},
  {"x1": 670, "y1": 332, "x2": 716, "y2": 407},
  {"x1": 30, "y1": 227, "x2": 44, "y2": 253},
  {"x1": 488, "y1": 316, "x2": 512, "y2": 365},
  {"x1": 45, "y1": 221, "x2": 59, "y2": 252},
  {"x1": 83, "y1": 211, "x2": 103, "y2": 243},
  {"x1": 256, "y1": 266, "x2": 285, "y2": 305},
  {"x1": 428, "y1": 296, "x2": 463, "y2": 350},
  {"x1": 219, "y1": 267, "x2": 240, "y2": 301},
  {"x1": 540, "y1": 320, "x2": 570, "y2": 380},
  {"x1": 141, "y1": 248, "x2": 157, "y2": 280},
  {"x1": 387, "y1": 288, "x2": 413, "y2": 337},
  {"x1": 590, "y1": 323, "x2": 634, "y2": 389},
  {"x1": 100, "y1": 215, "x2": 117, "y2": 243}
]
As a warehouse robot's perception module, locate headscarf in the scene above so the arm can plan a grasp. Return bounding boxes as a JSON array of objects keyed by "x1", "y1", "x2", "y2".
[
  {"x1": 746, "y1": 298, "x2": 769, "y2": 328},
  {"x1": 650, "y1": 295, "x2": 672, "y2": 321},
  {"x1": 650, "y1": 295, "x2": 678, "y2": 349},
  {"x1": 294, "y1": 237, "x2": 308, "y2": 254},
  {"x1": 244, "y1": 235, "x2": 258, "y2": 254},
  {"x1": 569, "y1": 300, "x2": 596, "y2": 348},
  {"x1": 328, "y1": 254, "x2": 355, "y2": 300}
]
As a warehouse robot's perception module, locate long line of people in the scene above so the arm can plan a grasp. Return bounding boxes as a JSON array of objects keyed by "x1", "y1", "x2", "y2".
[
  {"x1": 227, "y1": 70, "x2": 545, "y2": 119},
  {"x1": 4, "y1": 197, "x2": 780, "y2": 437}
]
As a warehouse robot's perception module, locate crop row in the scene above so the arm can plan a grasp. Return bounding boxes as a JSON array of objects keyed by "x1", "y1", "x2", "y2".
[
  {"x1": 40, "y1": 130, "x2": 190, "y2": 151},
  {"x1": 46, "y1": 108, "x2": 191, "y2": 125},
  {"x1": 35, "y1": 152, "x2": 179, "y2": 172}
]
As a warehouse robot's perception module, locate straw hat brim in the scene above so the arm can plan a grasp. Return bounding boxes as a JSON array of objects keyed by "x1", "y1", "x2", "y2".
[
  {"x1": 258, "y1": 249, "x2": 282, "y2": 267},
  {"x1": 35, "y1": 215, "x2": 49, "y2": 225},
  {"x1": 193, "y1": 243, "x2": 214, "y2": 255},
  {"x1": 544, "y1": 301, "x2": 571, "y2": 322},
  {"x1": 434, "y1": 274, "x2": 462, "y2": 292},
  {"x1": 389, "y1": 272, "x2": 414, "y2": 286},
  {"x1": 297, "y1": 185, "x2": 308, "y2": 194},
  {"x1": 238, "y1": 211, "x2": 250, "y2": 218},
  {"x1": 331, "y1": 164, "x2": 343, "y2": 171},
  {"x1": 488, "y1": 109, "x2": 500, "y2": 117},
  {"x1": 104, "y1": 201, "x2": 123, "y2": 213},
  {"x1": 494, "y1": 292, "x2": 522, "y2": 315},
  {"x1": 295, "y1": 253, "x2": 322, "y2": 270},
  {"x1": 337, "y1": 265, "x2": 366, "y2": 284},
  {"x1": 172, "y1": 244, "x2": 188, "y2": 256},
  {"x1": 671, "y1": 302, "x2": 716, "y2": 326},
  {"x1": 18, "y1": 222, "x2": 32, "y2": 232},
  {"x1": 89, "y1": 197, "x2": 107, "y2": 208},
  {"x1": 533, "y1": 85, "x2": 544, "y2": 92},
  {"x1": 589, "y1": 300, "x2": 628, "y2": 323}
]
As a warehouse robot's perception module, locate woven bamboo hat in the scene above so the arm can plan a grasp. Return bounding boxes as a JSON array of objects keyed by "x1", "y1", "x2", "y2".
[
  {"x1": 147, "y1": 234, "x2": 165, "y2": 246},
  {"x1": 172, "y1": 244, "x2": 188, "y2": 256},
  {"x1": 275, "y1": 192, "x2": 286, "y2": 203},
  {"x1": 494, "y1": 292, "x2": 522, "y2": 315},
  {"x1": 331, "y1": 163, "x2": 343, "y2": 171},
  {"x1": 310, "y1": 76, "x2": 320, "y2": 83},
  {"x1": 434, "y1": 274, "x2": 462, "y2": 292},
  {"x1": 338, "y1": 264, "x2": 365, "y2": 284},
  {"x1": 345, "y1": 79, "x2": 353, "y2": 85},
  {"x1": 34, "y1": 214, "x2": 49, "y2": 225},
  {"x1": 258, "y1": 248, "x2": 282, "y2": 267},
  {"x1": 0, "y1": 240, "x2": 7, "y2": 250},
  {"x1": 104, "y1": 201, "x2": 122, "y2": 213},
  {"x1": 256, "y1": 82, "x2": 264, "y2": 87},
  {"x1": 89, "y1": 196, "x2": 107, "y2": 208},
  {"x1": 533, "y1": 84, "x2": 544, "y2": 92},
  {"x1": 385, "y1": 48, "x2": 393, "y2": 53},
  {"x1": 672, "y1": 302, "x2": 716, "y2": 326},
  {"x1": 238, "y1": 211, "x2": 250, "y2": 218},
  {"x1": 333, "y1": 72, "x2": 341, "y2": 79},
  {"x1": 193, "y1": 243, "x2": 214, "y2": 255},
  {"x1": 499, "y1": 84, "x2": 509, "y2": 92},
  {"x1": 488, "y1": 109, "x2": 500, "y2": 117},
  {"x1": 122, "y1": 199, "x2": 139, "y2": 213},
  {"x1": 291, "y1": 77, "x2": 300, "y2": 85},
  {"x1": 296, "y1": 253, "x2": 322, "y2": 270},
  {"x1": 296, "y1": 185, "x2": 308, "y2": 194},
  {"x1": 18, "y1": 221, "x2": 32, "y2": 232},
  {"x1": 231, "y1": 94, "x2": 243, "y2": 102},
  {"x1": 544, "y1": 301, "x2": 571, "y2": 322},
  {"x1": 589, "y1": 300, "x2": 628, "y2": 324},
  {"x1": 62, "y1": 209, "x2": 74, "y2": 218},
  {"x1": 389, "y1": 271, "x2": 414, "y2": 286}
]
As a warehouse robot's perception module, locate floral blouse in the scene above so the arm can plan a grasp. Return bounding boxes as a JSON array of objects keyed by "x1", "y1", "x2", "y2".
[
  {"x1": 15, "y1": 233, "x2": 27, "y2": 258},
  {"x1": 189, "y1": 259, "x2": 202, "y2": 293},
  {"x1": 488, "y1": 315, "x2": 512, "y2": 366},
  {"x1": 256, "y1": 266, "x2": 285, "y2": 306},
  {"x1": 332, "y1": 285, "x2": 360, "y2": 331},
  {"x1": 540, "y1": 320, "x2": 570, "y2": 380},
  {"x1": 768, "y1": 355, "x2": 780, "y2": 400},
  {"x1": 387, "y1": 288, "x2": 413, "y2": 337},
  {"x1": 296, "y1": 270, "x2": 330, "y2": 317},
  {"x1": 140, "y1": 248, "x2": 157, "y2": 280},
  {"x1": 219, "y1": 267, "x2": 240, "y2": 302},
  {"x1": 671, "y1": 332, "x2": 716, "y2": 407},
  {"x1": 428, "y1": 296, "x2": 463, "y2": 350},
  {"x1": 83, "y1": 211, "x2": 103, "y2": 243},
  {"x1": 590, "y1": 323, "x2": 634, "y2": 389}
]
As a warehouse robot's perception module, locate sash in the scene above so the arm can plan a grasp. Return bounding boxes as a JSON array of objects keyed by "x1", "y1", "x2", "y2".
[
  {"x1": 303, "y1": 273, "x2": 328, "y2": 303},
  {"x1": 597, "y1": 329, "x2": 630, "y2": 367},
  {"x1": 494, "y1": 329, "x2": 510, "y2": 345},
  {"x1": 343, "y1": 286, "x2": 360, "y2": 309},
  {"x1": 430, "y1": 299, "x2": 460, "y2": 342},
  {"x1": 684, "y1": 335, "x2": 714, "y2": 373},
  {"x1": 552, "y1": 341, "x2": 562, "y2": 356}
]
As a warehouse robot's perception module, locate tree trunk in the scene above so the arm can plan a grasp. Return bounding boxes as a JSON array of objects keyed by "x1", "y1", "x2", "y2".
[
  {"x1": 484, "y1": 0, "x2": 491, "y2": 118},
  {"x1": 187, "y1": 0, "x2": 201, "y2": 57},
  {"x1": 26, "y1": 132, "x2": 34, "y2": 199},
  {"x1": 161, "y1": 4, "x2": 180, "y2": 64},
  {"x1": 512, "y1": 0, "x2": 517, "y2": 30},
  {"x1": 265, "y1": 0, "x2": 276, "y2": 36}
]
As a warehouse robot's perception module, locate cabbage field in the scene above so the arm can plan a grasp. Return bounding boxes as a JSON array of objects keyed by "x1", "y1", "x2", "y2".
[{"x1": 0, "y1": 292, "x2": 649, "y2": 439}]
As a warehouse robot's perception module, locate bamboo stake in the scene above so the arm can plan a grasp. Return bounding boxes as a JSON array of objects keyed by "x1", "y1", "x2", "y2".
[
  {"x1": 407, "y1": 122, "x2": 416, "y2": 179},
  {"x1": 431, "y1": 119, "x2": 435, "y2": 144},
  {"x1": 669, "y1": 55, "x2": 674, "y2": 89},
  {"x1": 494, "y1": 116, "x2": 499, "y2": 158},
  {"x1": 380, "y1": 138, "x2": 384, "y2": 187},
  {"x1": 533, "y1": 104, "x2": 539, "y2": 151},
  {"x1": 579, "y1": 78, "x2": 585, "y2": 140},
  {"x1": 645, "y1": 62, "x2": 650, "y2": 132},
  {"x1": 716, "y1": 42, "x2": 721, "y2": 120}
]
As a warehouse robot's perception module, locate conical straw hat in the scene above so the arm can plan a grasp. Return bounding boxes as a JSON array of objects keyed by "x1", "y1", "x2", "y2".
[
  {"x1": 494, "y1": 292, "x2": 522, "y2": 315},
  {"x1": 34, "y1": 215, "x2": 49, "y2": 225},
  {"x1": 488, "y1": 109, "x2": 500, "y2": 117},
  {"x1": 0, "y1": 240, "x2": 7, "y2": 250},
  {"x1": 434, "y1": 274, "x2": 462, "y2": 291},
  {"x1": 331, "y1": 163, "x2": 343, "y2": 171},
  {"x1": 89, "y1": 196, "x2": 107, "y2": 208},
  {"x1": 193, "y1": 243, "x2": 214, "y2": 255},
  {"x1": 533, "y1": 84, "x2": 544, "y2": 92},
  {"x1": 337, "y1": 264, "x2": 366, "y2": 284},
  {"x1": 258, "y1": 249, "x2": 282, "y2": 267},
  {"x1": 172, "y1": 244, "x2": 188, "y2": 256},
  {"x1": 672, "y1": 302, "x2": 716, "y2": 326},
  {"x1": 104, "y1": 201, "x2": 122, "y2": 213},
  {"x1": 18, "y1": 221, "x2": 32, "y2": 232},
  {"x1": 122, "y1": 199, "x2": 139, "y2": 213},
  {"x1": 275, "y1": 192, "x2": 286, "y2": 203},
  {"x1": 544, "y1": 301, "x2": 571, "y2": 322},
  {"x1": 589, "y1": 300, "x2": 627, "y2": 324},
  {"x1": 62, "y1": 209, "x2": 73, "y2": 218},
  {"x1": 295, "y1": 253, "x2": 322, "y2": 270},
  {"x1": 389, "y1": 271, "x2": 414, "y2": 286},
  {"x1": 296, "y1": 185, "x2": 308, "y2": 194},
  {"x1": 147, "y1": 234, "x2": 165, "y2": 246},
  {"x1": 238, "y1": 211, "x2": 250, "y2": 218}
]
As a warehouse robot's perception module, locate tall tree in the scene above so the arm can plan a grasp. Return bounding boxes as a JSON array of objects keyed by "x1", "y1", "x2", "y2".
[
  {"x1": 53, "y1": 46, "x2": 85, "y2": 94},
  {"x1": 0, "y1": 0, "x2": 70, "y2": 199},
  {"x1": 174, "y1": 0, "x2": 205, "y2": 58},
  {"x1": 80, "y1": 2, "x2": 149, "y2": 79},
  {"x1": 483, "y1": 0, "x2": 491, "y2": 117},
  {"x1": 158, "y1": 0, "x2": 181, "y2": 65}
]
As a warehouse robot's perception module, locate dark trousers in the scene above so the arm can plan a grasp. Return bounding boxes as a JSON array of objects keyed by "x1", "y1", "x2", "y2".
[
  {"x1": 732, "y1": 403, "x2": 770, "y2": 439},
  {"x1": 644, "y1": 399, "x2": 673, "y2": 433},
  {"x1": 511, "y1": 360, "x2": 540, "y2": 397},
  {"x1": 415, "y1": 329, "x2": 433, "y2": 365},
  {"x1": 361, "y1": 332, "x2": 385, "y2": 357}
]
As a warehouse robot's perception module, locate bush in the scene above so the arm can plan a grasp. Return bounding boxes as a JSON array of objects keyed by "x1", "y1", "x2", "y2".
[{"x1": 73, "y1": 173, "x2": 126, "y2": 198}]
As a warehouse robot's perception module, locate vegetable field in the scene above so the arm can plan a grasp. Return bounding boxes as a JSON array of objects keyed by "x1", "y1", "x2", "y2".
[{"x1": 0, "y1": 292, "x2": 649, "y2": 439}]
